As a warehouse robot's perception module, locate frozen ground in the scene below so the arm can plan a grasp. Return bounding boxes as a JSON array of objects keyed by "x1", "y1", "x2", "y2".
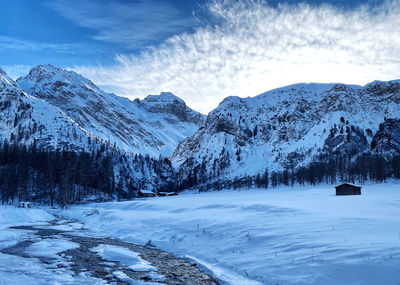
[
  {"x1": 0, "y1": 206, "x2": 52, "y2": 250},
  {"x1": 0, "y1": 207, "x2": 103, "y2": 284},
  {"x1": 60, "y1": 183, "x2": 400, "y2": 285},
  {"x1": 0, "y1": 206, "x2": 216, "y2": 284}
]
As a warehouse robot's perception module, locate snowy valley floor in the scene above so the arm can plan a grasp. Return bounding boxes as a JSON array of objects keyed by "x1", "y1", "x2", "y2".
[
  {"x1": 0, "y1": 209, "x2": 216, "y2": 284},
  {"x1": 0, "y1": 183, "x2": 399, "y2": 284},
  {"x1": 61, "y1": 183, "x2": 400, "y2": 285}
]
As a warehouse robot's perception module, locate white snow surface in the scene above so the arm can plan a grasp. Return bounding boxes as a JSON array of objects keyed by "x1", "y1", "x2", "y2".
[
  {"x1": 92, "y1": 244, "x2": 156, "y2": 272},
  {"x1": 0, "y1": 206, "x2": 53, "y2": 250},
  {"x1": 0, "y1": 206, "x2": 53, "y2": 228},
  {"x1": 110, "y1": 271, "x2": 162, "y2": 285},
  {"x1": 0, "y1": 206, "x2": 104, "y2": 284},
  {"x1": 63, "y1": 183, "x2": 400, "y2": 285},
  {"x1": 0, "y1": 253, "x2": 105, "y2": 285},
  {"x1": 26, "y1": 239, "x2": 79, "y2": 259}
]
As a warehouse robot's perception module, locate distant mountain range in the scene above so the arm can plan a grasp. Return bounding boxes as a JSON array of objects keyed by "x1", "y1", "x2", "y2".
[
  {"x1": 171, "y1": 81, "x2": 400, "y2": 188},
  {"x1": 17, "y1": 64, "x2": 204, "y2": 157},
  {"x1": 1, "y1": 65, "x2": 399, "y2": 195}
]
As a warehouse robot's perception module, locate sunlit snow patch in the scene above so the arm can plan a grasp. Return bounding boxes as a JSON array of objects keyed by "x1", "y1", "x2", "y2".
[
  {"x1": 187, "y1": 255, "x2": 262, "y2": 285},
  {"x1": 110, "y1": 271, "x2": 163, "y2": 285},
  {"x1": 143, "y1": 272, "x2": 166, "y2": 283},
  {"x1": 26, "y1": 239, "x2": 79, "y2": 259},
  {"x1": 92, "y1": 244, "x2": 155, "y2": 271}
]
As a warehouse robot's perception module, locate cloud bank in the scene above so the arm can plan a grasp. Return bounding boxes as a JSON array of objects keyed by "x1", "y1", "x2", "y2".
[{"x1": 73, "y1": 0, "x2": 400, "y2": 113}]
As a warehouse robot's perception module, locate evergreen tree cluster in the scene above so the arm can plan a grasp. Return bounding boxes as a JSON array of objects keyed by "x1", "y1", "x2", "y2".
[
  {"x1": 0, "y1": 141, "x2": 114, "y2": 207},
  {"x1": 116, "y1": 153, "x2": 176, "y2": 200},
  {"x1": 184, "y1": 152, "x2": 400, "y2": 192},
  {"x1": 0, "y1": 140, "x2": 178, "y2": 207}
]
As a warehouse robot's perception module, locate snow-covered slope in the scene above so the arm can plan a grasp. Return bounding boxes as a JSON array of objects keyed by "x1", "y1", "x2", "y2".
[
  {"x1": 17, "y1": 65, "x2": 205, "y2": 157},
  {"x1": 62, "y1": 184, "x2": 400, "y2": 285},
  {"x1": 1, "y1": 68, "x2": 177, "y2": 196},
  {"x1": 171, "y1": 81, "x2": 400, "y2": 181},
  {"x1": 0, "y1": 68, "x2": 97, "y2": 151}
]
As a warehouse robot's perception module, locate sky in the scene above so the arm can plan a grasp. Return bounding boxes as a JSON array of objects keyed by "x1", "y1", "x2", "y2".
[{"x1": 1, "y1": 0, "x2": 400, "y2": 113}]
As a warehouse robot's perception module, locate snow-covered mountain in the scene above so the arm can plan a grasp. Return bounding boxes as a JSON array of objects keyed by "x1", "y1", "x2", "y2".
[
  {"x1": 0, "y1": 67, "x2": 176, "y2": 196},
  {"x1": 171, "y1": 80, "x2": 400, "y2": 183},
  {"x1": 17, "y1": 65, "x2": 205, "y2": 157},
  {"x1": 0, "y1": 67, "x2": 98, "y2": 151},
  {"x1": 4, "y1": 63, "x2": 400, "y2": 192}
]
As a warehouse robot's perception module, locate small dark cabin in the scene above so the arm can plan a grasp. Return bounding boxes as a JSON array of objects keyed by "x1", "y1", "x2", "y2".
[
  {"x1": 335, "y1": 183, "x2": 361, "y2": 196},
  {"x1": 138, "y1": 190, "x2": 156, "y2": 198}
]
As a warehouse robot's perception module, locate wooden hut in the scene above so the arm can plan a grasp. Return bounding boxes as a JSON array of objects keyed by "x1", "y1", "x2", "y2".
[
  {"x1": 335, "y1": 183, "x2": 361, "y2": 195},
  {"x1": 138, "y1": 190, "x2": 156, "y2": 198}
]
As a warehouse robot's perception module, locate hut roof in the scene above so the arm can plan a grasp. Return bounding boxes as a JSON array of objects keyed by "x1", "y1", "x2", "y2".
[
  {"x1": 335, "y1": 183, "x2": 362, "y2": 189},
  {"x1": 138, "y1": 190, "x2": 155, "y2": 194}
]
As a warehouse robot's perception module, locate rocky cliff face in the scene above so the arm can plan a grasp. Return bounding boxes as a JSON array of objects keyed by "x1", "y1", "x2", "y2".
[
  {"x1": 371, "y1": 118, "x2": 400, "y2": 155},
  {"x1": 17, "y1": 65, "x2": 205, "y2": 157},
  {"x1": 171, "y1": 81, "x2": 400, "y2": 183}
]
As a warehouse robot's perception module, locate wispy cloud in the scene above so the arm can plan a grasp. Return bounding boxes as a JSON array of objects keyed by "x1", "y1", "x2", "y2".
[
  {"x1": 0, "y1": 35, "x2": 102, "y2": 54},
  {"x1": 47, "y1": 0, "x2": 195, "y2": 47},
  {"x1": 73, "y1": 0, "x2": 400, "y2": 113}
]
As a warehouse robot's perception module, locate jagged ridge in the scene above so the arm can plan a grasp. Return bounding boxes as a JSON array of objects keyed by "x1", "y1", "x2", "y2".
[
  {"x1": 17, "y1": 65, "x2": 205, "y2": 157},
  {"x1": 171, "y1": 80, "x2": 400, "y2": 185}
]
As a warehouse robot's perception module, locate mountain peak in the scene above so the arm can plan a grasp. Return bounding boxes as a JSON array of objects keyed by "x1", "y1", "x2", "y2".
[
  {"x1": 143, "y1": 92, "x2": 185, "y2": 104},
  {"x1": 15, "y1": 64, "x2": 204, "y2": 157},
  {"x1": 30, "y1": 64, "x2": 61, "y2": 73},
  {"x1": 17, "y1": 65, "x2": 100, "y2": 96},
  {"x1": 22, "y1": 64, "x2": 67, "y2": 82}
]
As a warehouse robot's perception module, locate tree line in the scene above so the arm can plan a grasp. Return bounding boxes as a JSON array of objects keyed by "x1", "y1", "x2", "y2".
[
  {"x1": 1, "y1": 140, "x2": 399, "y2": 206},
  {"x1": 0, "y1": 141, "x2": 177, "y2": 207},
  {"x1": 186, "y1": 152, "x2": 400, "y2": 192},
  {"x1": 0, "y1": 141, "x2": 114, "y2": 207}
]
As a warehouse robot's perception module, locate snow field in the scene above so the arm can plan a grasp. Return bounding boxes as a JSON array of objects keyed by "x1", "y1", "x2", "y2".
[
  {"x1": 0, "y1": 206, "x2": 53, "y2": 249},
  {"x1": 63, "y1": 183, "x2": 400, "y2": 285},
  {"x1": 0, "y1": 206, "x2": 53, "y2": 228},
  {"x1": 0, "y1": 206, "x2": 105, "y2": 284}
]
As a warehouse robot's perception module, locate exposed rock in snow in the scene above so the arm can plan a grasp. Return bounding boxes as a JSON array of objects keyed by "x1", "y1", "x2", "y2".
[{"x1": 371, "y1": 118, "x2": 400, "y2": 155}]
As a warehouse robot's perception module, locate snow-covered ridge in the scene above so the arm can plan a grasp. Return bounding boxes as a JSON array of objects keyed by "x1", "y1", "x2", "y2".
[
  {"x1": 0, "y1": 68, "x2": 101, "y2": 151},
  {"x1": 17, "y1": 64, "x2": 100, "y2": 93},
  {"x1": 142, "y1": 91, "x2": 185, "y2": 104},
  {"x1": 172, "y1": 79, "x2": 400, "y2": 181},
  {"x1": 17, "y1": 65, "x2": 205, "y2": 157}
]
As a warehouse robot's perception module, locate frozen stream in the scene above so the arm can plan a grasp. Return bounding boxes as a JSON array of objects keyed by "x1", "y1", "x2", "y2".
[{"x1": 0, "y1": 215, "x2": 217, "y2": 285}]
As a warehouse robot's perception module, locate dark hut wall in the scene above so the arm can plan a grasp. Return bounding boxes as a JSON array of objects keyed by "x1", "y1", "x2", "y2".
[{"x1": 335, "y1": 184, "x2": 361, "y2": 195}]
